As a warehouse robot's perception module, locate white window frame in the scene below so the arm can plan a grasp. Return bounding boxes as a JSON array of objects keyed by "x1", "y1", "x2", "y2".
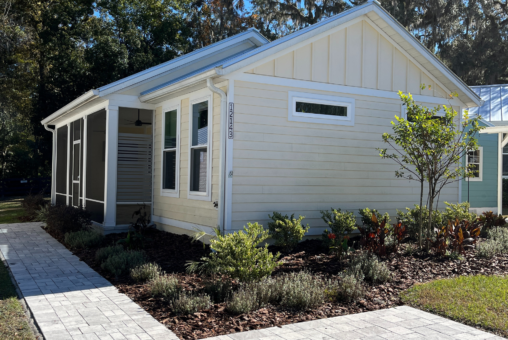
[
  {"x1": 160, "y1": 103, "x2": 180, "y2": 198},
  {"x1": 466, "y1": 146, "x2": 483, "y2": 182},
  {"x1": 188, "y1": 94, "x2": 213, "y2": 201},
  {"x1": 288, "y1": 91, "x2": 355, "y2": 126},
  {"x1": 503, "y1": 144, "x2": 508, "y2": 179}
]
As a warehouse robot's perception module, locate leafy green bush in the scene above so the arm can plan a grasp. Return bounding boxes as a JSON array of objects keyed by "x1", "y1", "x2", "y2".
[
  {"x1": 397, "y1": 205, "x2": 443, "y2": 240},
  {"x1": 187, "y1": 223, "x2": 282, "y2": 282},
  {"x1": 321, "y1": 208, "x2": 357, "y2": 247},
  {"x1": 345, "y1": 252, "x2": 391, "y2": 283},
  {"x1": 64, "y1": 230, "x2": 104, "y2": 249},
  {"x1": 95, "y1": 245, "x2": 124, "y2": 263},
  {"x1": 359, "y1": 208, "x2": 390, "y2": 232},
  {"x1": 477, "y1": 228, "x2": 508, "y2": 259},
  {"x1": 226, "y1": 286, "x2": 260, "y2": 315},
  {"x1": 46, "y1": 204, "x2": 92, "y2": 235},
  {"x1": 130, "y1": 263, "x2": 162, "y2": 282},
  {"x1": 101, "y1": 250, "x2": 146, "y2": 277},
  {"x1": 203, "y1": 280, "x2": 233, "y2": 303},
  {"x1": 36, "y1": 204, "x2": 50, "y2": 222},
  {"x1": 21, "y1": 192, "x2": 47, "y2": 221},
  {"x1": 149, "y1": 275, "x2": 181, "y2": 300},
  {"x1": 328, "y1": 274, "x2": 365, "y2": 303},
  {"x1": 171, "y1": 292, "x2": 211, "y2": 315},
  {"x1": 268, "y1": 212, "x2": 310, "y2": 251},
  {"x1": 443, "y1": 202, "x2": 477, "y2": 223}
]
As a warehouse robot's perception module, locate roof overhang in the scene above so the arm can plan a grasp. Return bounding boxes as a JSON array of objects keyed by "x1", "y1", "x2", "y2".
[{"x1": 41, "y1": 90, "x2": 99, "y2": 125}]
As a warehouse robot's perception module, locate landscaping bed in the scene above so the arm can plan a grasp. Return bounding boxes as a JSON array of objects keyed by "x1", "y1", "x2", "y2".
[{"x1": 43, "y1": 226, "x2": 508, "y2": 340}]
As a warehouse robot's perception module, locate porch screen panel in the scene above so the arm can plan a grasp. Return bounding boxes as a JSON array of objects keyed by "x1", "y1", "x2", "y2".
[
  {"x1": 85, "y1": 110, "x2": 106, "y2": 221},
  {"x1": 68, "y1": 125, "x2": 74, "y2": 203},
  {"x1": 56, "y1": 126, "x2": 68, "y2": 196}
]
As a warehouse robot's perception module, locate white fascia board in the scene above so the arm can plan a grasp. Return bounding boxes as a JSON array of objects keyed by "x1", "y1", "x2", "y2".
[
  {"x1": 139, "y1": 69, "x2": 217, "y2": 103},
  {"x1": 98, "y1": 30, "x2": 268, "y2": 97},
  {"x1": 480, "y1": 126, "x2": 508, "y2": 134},
  {"x1": 41, "y1": 90, "x2": 99, "y2": 125}
]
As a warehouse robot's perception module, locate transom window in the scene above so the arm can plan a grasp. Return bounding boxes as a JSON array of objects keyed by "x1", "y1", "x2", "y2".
[
  {"x1": 466, "y1": 147, "x2": 482, "y2": 181},
  {"x1": 161, "y1": 106, "x2": 180, "y2": 197},
  {"x1": 288, "y1": 92, "x2": 355, "y2": 126},
  {"x1": 189, "y1": 98, "x2": 211, "y2": 199}
]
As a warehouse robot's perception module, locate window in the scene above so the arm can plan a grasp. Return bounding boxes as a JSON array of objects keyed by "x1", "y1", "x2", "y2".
[
  {"x1": 288, "y1": 91, "x2": 355, "y2": 126},
  {"x1": 161, "y1": 106, "x2": 179, "y2": 197},
  {"x1": 189, "y1": 98, "x2": 212, "y2": 199},
  {"x1": 466, "y1": 147, "x2": 483, "y2": 181},
  {"x1": 503, "y1": 144, "x2": 508, "y2": 178}
]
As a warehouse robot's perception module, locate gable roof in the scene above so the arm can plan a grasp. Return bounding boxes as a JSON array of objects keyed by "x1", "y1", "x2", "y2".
[{"x1": 42, "y1": 0, "x2": 481, "y2": 125}]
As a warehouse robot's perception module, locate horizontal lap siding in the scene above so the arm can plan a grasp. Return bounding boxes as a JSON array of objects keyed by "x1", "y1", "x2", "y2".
[
  {"x1": 231, "y1": 81, "x2": 459, "y2": 231},
  {"x1": 153, "y1": 90, "x2": 223, "y2": 228}
]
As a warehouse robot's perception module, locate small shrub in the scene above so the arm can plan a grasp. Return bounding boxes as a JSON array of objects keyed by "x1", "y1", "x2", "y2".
[
  {"x1": 21, "y1": 192, "x2": 47, "y2": 220},
  {"x1": 358, "y1": 208, "x2": 390, "y2": 232},
  {"x1": 95, "y1": 245, "x2": 124, "y2": 263},
  {"x1": 278, "y1": 271, "x2": 330, "y2": 310},
  {"x1": 268, "y1": 212, "x2": 310, "y2": 251},
  {"x1": 345, "y1": 252, "x2": 391, "y2": 283},
  {"x1": 328, "y1": 274, "x2": 365, "y2": 303},
  {"x1": 397, "y1": 205, "x2": 443, "y2": 241},
  {"x1": 443, "y1": 202, "x2": 477, "y2": 224},
  {"x1": 36, "y1": 204, "x2": 50, "y2": 222},
  {"x1": 321, "y1": 208, "x2": 357, "y2": 248},
  {"x1": 64, "y1": 230, "x2": 104, "y2": 249},
  {"x1": 477, "y1": 228, "x2": 508, "y2": 259},
  {"x1": 187, "y1": 223, "x2": 282, "y2": 282},
  {"x1": 203, "y1": 280, "x2": 233, "y2": 303},
  {"x1": 101, "y1": 250, "x2": 146, "y2": 277},
  {"x1": 172, "y1": 292, "x2": 211, "y2": 315},
  {"x1": 130, "y1": 263, "x2": 162, "y2": 282},
  {"x1": 149, "y1": 275, "x2": 181, "y2": 299},
  {"x1": 226, "y1": 287, "x2": 260, "y2": 315},
  {"x1": 46, "y1": 204, "x2": 92, "y2": 235}
]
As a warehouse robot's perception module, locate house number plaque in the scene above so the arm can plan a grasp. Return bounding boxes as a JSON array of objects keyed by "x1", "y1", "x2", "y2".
[{"x1": 228, "y1": 102, "x2": 234, "y2": 139}]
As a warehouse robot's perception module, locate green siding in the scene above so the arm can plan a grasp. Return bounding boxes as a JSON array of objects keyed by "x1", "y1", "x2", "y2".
[{"x1": 461, "y1": 121, "x2": 498, "y2": 208}]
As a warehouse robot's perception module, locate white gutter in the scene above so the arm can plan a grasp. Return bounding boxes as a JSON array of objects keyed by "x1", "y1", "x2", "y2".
[
  {"x1": 206, "y1": 78, "x2": 227, "y2": 233},
  {"x1": 43, "y1": 124, "x2": 56, "y2": 205},
  {"x1": 41, "y1": 90, "x2": 99, "y2": 125}
]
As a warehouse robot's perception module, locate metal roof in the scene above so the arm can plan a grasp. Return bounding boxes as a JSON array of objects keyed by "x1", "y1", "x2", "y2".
[{"x1": 469, "y1": 85, "x2": 508, "y2": 121}]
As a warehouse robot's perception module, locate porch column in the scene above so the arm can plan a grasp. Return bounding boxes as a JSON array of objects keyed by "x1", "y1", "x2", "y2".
[
  {"x1": 103, "y1": 105, "x2": 119, "y2": 227},
  {"x1": 82, "y1": 115, "x2": 87, "y2": 208}
]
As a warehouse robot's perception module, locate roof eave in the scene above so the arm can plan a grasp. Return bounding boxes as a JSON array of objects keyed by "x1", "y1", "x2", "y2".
[{"x1": 40, "y1": 89, "x2": 100, "y2": 125}]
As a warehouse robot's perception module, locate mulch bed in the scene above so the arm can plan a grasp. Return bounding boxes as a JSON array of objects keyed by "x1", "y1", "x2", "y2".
[{"x1": 43, "y1": 226, "x2": 508, "y2": 339}]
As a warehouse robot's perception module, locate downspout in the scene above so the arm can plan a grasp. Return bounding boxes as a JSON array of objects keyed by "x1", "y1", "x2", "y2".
[
  {"x1": 43, "y1": 124, "x2": 56, "y2": 205},
  {"x1": 206, "y1": 78, "x2": 227, "y2": 234}
]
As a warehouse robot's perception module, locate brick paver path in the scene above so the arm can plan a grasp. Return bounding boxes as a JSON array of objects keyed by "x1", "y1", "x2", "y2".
[
  {"x1": 204, "y1": 306, "x2": 504, "y2": 340},
  {"x1": 0, "y1": 222, "x2": 178, "y2": 340}
]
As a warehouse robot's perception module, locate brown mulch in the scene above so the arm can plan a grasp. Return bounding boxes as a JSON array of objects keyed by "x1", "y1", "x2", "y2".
[{"x1": 43, "y1": 227, "x2": 508, "y2": 340}]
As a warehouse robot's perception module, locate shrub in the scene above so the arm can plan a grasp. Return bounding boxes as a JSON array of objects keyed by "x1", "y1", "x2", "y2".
[
  {"x1": 101, "y1": 250, "x2": 146, "y2": 277},
  {"x1": 278, "y1": 271, "x2": 330, "y2": 310},
  {"x1": 345, "y1": 252, "x2": 391, "y2": 283},
  {"x1": 321, "y1": 208, "x2": 357, "y2": 248},
  {"x1": 21, "y1": 192, "x2": 47, "y2": 220},
  {"x1": 36, "y1": 204, "x2": 50, "y2": 222},
  {"x1": 46, "y1": 204, "x2": 92, "y2": 235},
  {"x1": 226, "y1": 287, "x2": 260, "y2": 315},
  {"x1": 328, "y1": 274, "x2": 365, "y2": 303},
  {"x1": 149, "y1": 275, "x2": 181, "y2": 300},
  {"x1": 171, "y1": 292, "x2": 211, "y2": 315},
  {"x1": 397, "y1": 205, "x2": 443, "y2": 241},
  {"x1": 477, "y1": 228, "x2": 508, "y2": 259},
  {"x1": 203, "y1": 280, "x2": 233, "y2": 303},
  {"x1": 443, "y1": 202, "x2": 477, "y2": 224},
  {"x1": 64, "y1": 230, "x2": 104, "y2": 249},
  {"x1": 130, "y1": 263, "x2": 162, "y2": 282},
  {"x1": 359, "y1": 208, "x2": 390, "y2": 232},
  {"x1": 187, "y1": 223, "x2": 281, "y2": 282},
  {"x1": 268, "y1": 212, "x2": 310, "y2": 251},
  {"x1": 95, "y1": 245, "x2": 124, "y2": 263}
]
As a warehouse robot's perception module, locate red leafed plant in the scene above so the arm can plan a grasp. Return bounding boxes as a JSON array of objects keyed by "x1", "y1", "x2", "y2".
[
  {"x1": 358, "y1": 213, "x2": 390, "y2": 256},
  {"x1": 393, "y1": 221, "x2": 408, "y2": 249},
  {"x1": 432, "y1": 218, "x2": 482, "y2": 256}
]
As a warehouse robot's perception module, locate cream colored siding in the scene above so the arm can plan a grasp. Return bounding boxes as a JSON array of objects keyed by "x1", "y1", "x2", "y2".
[
  {"x1": 250, "y1": 19, "x2": 449, "y2": 98},
  {"x1": 153, "y1": 88, "x2": 224, "y2": 229},
  {"x1": 231, "y1": 80, "x2": 459, "y2": 231}
]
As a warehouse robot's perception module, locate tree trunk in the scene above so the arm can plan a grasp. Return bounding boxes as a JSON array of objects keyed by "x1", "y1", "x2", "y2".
[{"x1": 419, "y1": 179, "x2": 424, "y2": 248}]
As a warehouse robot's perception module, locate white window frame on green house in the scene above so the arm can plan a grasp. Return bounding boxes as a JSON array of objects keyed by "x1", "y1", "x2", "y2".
[
  {"x1": 467, "y1": 146, "x2": 483, "y2": 182},
  {"x1": 188, "y1": 94, "x2": 213, "y2": 201},
  {"x1": 288, "y1": 91, "x2": 355, "y2": 126},
  {"x1": 160, "y1": 104, "x2": 180, "y2": 198}
]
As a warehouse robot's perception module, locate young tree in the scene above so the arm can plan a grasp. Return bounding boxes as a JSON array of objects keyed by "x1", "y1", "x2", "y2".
[{"x1": 379, "y1": 88, "x2": 483, "y2": 248}]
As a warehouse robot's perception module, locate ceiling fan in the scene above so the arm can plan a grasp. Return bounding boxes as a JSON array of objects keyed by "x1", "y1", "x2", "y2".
[{"x1": 126, "y1": 109, "x2": 152, "y2": 126}]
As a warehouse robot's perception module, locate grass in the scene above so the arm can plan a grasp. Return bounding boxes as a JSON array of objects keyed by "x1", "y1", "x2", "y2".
[
  {"x1": 401, "y1": 275, "x2": 508, "y2": 337},
  {"x1": 0, "y1": 261, "x2": 35, "y2": 339},
  {"x1": 0, "y1": 199, "x2": 25, "y2": 224}
]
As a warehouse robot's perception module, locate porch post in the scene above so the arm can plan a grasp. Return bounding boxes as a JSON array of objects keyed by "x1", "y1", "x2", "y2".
[
  {"x1": 66, "y1": 123, "x2": 71, "y2": 206},
  {"x1": 103, "y1": 105, "x2": 119, "y2": 227},
  {"x1": 82, "y1": 116, "x2": 87, "y2": 208}
]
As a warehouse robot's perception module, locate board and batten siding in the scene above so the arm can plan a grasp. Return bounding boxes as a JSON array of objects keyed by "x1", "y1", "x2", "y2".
[
  {"x1": 152, "y1": 89, "x2": 223, "y2": 234},
  {"x1": 461, "y1": 121, "x2": 498, "y2": 211},
  {"x1": 247, "y1": 19, "x2": 448, "y2": 100},
  {"x1": 230, "y1": 80, "x2": 460, "y2": 232}
]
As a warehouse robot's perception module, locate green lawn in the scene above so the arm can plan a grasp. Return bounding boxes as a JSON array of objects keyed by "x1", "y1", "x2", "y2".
[
  {"x1": 0, "y1": 262, "x2": 35, "y2": 339},
  {"x1": 0, "y1": 199, "x2": 25, "y2": 224},
  {"x1": 401, "y1": 275, "x2": 508, "y2": 337}
]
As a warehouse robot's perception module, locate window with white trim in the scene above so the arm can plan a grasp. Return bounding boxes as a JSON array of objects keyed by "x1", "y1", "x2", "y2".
[
  {"x1": 503, "y1": 144, "x2": 508, "y2": 178},
  {"x1": 162, "y1": 107, "x2": 179, "y2": 195},
  {"x1": 288, "y1": 92, "x2": 355, "y2": 126},
  {"x1": 189, "y1": 98, "x2": 211, "y2": 199},
  {"x1": 466, "y1": 147, "x2": 483, "y2": 181}
]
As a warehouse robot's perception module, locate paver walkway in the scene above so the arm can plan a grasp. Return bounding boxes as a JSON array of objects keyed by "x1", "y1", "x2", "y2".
[
  {"x1": 0, "y1": 222, "x2": 178, "y2": 340},
  {"x1": 205, "y1": 306, "x2": 505, "y2": 340}
]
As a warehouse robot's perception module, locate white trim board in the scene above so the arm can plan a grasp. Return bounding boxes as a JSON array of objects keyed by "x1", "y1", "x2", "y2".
[
  {"x1": 152, "y1": 215, "x2": 216, "y2": 235},
  {"x1": 160, "y1": 103, "x2": 181, "y2": 198}
]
